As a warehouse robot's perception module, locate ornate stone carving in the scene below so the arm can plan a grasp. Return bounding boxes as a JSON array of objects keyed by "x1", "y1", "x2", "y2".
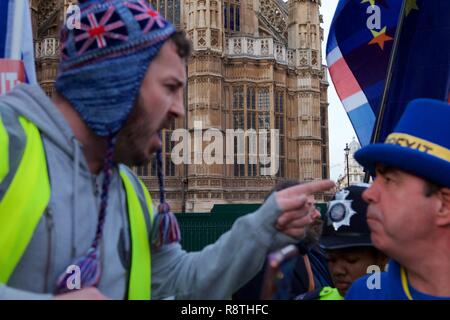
[
  {"x1": 287, "y1": 50, "x2": 294, "y2": 66},
  {"x1": 247, "y1": 39, "x2": 254, "y2": 55},
  {"x1": 197, "y1": 29, "x2": 207, "y2": 47},
  {"x1": 35, "y1": 37, "x2": 60, "y2": 59},
  {"x1": 299, "y1": 50, "x2": 309, "y2": 66},
  {"x1": 211, "y1": 29, "x2": 219, "y2": 48},
  {"x1": 275, "y1": 44, "x2": 283, "y2": 61},
  {"x1": 311, "y1": 50, "x2": 318, "y2": 67},
  {"x1": 233, "y1": 38, "x2": 242, "y2": 54},
  {"x1": 261, "y1": 39, "x2": 269, "y2": 56},
  {"x1": 259, "y1": 0, "x2": 288, "y2": 35},
  {"x1": 37, "y1": 0, "x2": 57, "y2": 27}
]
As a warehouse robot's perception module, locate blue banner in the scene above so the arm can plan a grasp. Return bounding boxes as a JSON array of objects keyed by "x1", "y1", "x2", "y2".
[
  {"x1": 376, "y1": 0, "x2": 450, "y2": 142},
  {"x1": 327, "y1": 0, "x2": 402, "y2": 146}
]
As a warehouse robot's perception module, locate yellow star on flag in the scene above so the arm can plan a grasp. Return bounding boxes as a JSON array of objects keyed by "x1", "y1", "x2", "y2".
[
  {"x1": 369, "y1": 26, "x2": 393, "y2": 50},
  {"x1": 405, "y1": 0, "x2": 419, "y2": 16},
  {"x1": 361, "y1": 0, "x2": 376, "y2": 6}
]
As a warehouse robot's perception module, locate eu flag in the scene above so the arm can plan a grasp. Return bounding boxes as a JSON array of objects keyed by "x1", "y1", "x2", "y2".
[
  {"x1": 327, "y1": 0, "x2": 402, "y2": 146},
  {"x1": 375, "y1": 0, "x2": 450, "y2": 143}
]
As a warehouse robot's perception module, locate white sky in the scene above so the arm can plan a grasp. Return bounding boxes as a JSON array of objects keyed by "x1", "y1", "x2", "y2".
[{"x1": 320, "y1": 0, "x2": 357, "y2": 181}]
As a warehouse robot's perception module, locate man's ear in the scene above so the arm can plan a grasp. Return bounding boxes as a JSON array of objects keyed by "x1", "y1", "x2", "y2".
[{"x1": 436, "y1": 188, "x2": 450, "y2": 227}]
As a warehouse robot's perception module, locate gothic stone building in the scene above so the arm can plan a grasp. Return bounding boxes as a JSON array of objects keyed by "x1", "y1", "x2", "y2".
[{"x1": 31, "y1": 0, "x2": 330, "y2": 212}]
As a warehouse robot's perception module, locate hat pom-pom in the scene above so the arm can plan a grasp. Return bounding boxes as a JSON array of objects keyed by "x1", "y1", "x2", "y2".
[{"x1": 151, "y1": 202, "x2": 181, "y2": 249}]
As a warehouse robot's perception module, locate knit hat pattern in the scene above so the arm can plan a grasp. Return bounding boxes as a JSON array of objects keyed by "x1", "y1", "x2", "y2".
[{"x1": 55, "y1": 0, "x2": 176, "y2": 136}]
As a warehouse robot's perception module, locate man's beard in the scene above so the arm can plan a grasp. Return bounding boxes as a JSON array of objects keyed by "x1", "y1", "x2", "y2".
[
  {"x1": 113, "y1": 109, "x2": 155, "y2": 166},
  {"x1": 303, "y1": 219, "x2": 324, "y2": 248}
]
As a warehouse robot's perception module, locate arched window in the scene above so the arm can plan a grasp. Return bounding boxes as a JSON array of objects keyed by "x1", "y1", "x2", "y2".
[
  {"x1": 164, "y1": 119, "x2": 176, "y2": 176},
  {"x1": 151, "y1": 0, "x2": 181, "y2": 27},
  {"x1": 247, "y1": 87, "x2": 257, "y2": 177},
  {"x1": 233, "y1": 86, "x2": 245, "y2": 177},
  {"x1": 275, "y1": 91, "x2": 285, "y2": 177},
  {"x1": 224, "y1": 0, "x2": 240, "y2": 33}
]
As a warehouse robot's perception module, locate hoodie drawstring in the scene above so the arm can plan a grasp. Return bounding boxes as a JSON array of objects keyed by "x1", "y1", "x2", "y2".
[{"x1": 71, "y1": 137, "x2": 80, "y2": 260}]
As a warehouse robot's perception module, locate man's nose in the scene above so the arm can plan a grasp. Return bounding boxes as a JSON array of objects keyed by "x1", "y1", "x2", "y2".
[
  {"x1": 311, "y1": 207, "x2": 321, "y2": 220},
  {"x1": 332, "y1": 261, "x2": 347, "y2": 277},
  {"x1": 362, "y1": 182, "x2": 378, "y2": 204},
  {"x1": 170, "y1": 90, "x2": 185, "y2": 118}
]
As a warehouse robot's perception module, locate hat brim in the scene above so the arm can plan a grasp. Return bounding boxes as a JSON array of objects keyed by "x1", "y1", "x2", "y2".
[
  {"x1": 355, "y1": 143, "x2": 450, "y2": 188},
  {"x1": 320, "y1": 234, "x2": 373, "y2": 250}
]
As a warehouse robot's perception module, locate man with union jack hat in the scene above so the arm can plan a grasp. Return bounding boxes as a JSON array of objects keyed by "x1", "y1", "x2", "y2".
[{"x1": 0, "y1": 0, "x2": 333, "y2": 299}]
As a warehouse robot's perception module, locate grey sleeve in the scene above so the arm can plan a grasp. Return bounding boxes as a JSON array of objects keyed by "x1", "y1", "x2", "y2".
[
  {"x1": 0, "y1": 284, "x2": 53, "y2": 300},
  {"x1": 151, "y1": 193, "x2": 300, "y2": 300}
]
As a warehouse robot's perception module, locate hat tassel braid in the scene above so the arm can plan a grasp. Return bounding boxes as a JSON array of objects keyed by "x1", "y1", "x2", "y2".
[{"x1": 151, "y1": 140, "x2": 181, "y2": 249}]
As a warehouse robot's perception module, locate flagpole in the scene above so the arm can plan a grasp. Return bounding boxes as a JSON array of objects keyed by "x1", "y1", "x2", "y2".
[
  {"x1": 10, "y1": 0, "x2": 26, "y2": 59},
  {"x1": 364, "y1": 0, "x2": 408, "y2": 183}
]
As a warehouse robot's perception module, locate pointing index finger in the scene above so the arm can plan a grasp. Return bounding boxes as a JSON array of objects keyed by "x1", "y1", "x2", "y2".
[{"x1": 277, "y1": 180, "x2": 335, "y2": 199}]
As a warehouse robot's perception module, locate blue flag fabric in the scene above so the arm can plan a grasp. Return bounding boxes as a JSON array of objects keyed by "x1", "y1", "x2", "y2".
[
  {"x1": 0, "y1": 0, "x2": 10, "y2": 58},
  {"x1": 0, "y1": 0, "x2": 36, "y2": 94},
  {"x1": 326, "y1": 0, "x2": 402, "y2": 146},
  {"x1": 376, "y1": 0, "x2": 450, "y2": 143}
]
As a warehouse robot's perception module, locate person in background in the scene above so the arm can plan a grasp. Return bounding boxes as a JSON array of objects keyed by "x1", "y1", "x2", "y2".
[
  {"x1": 296, "y1": 184, "x2": 387, "y2": 300},
  {"x1": 233, "y1": 181, "x2": 333, "y2": 300}
]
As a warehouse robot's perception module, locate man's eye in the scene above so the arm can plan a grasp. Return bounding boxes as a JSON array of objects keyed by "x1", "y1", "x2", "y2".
[
  {"x1": 384, "y1": 175, "x2": 393, "y2": 183},
  {"x1": 166, "y1": 84, "x2": 178, "y2": 92}
]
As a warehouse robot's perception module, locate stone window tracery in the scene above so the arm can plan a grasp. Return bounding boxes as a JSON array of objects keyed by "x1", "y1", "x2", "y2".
[{"x1": 224, "y1": 0, "x2": 240, "y2": 33}]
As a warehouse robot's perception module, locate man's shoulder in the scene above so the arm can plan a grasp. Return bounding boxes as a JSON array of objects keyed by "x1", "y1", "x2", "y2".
[
  {"x1": 345, "y1": 272, "x2": 391, "y2": 300},
  {"x1": 118, "y1": 164, "x2": 145, "y2": 191},
  {"x1": 0, "y1": 100, "x2": 19, "y2": 121},
  {"x1": 118, "y1": 164, "x2": 153, "y2": 204},
  {"x1": 118, "y1": 164, "x2": 136, "y2": 177}
]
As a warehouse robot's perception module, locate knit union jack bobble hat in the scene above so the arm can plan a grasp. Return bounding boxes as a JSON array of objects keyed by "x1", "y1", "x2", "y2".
[{"x1": 55, "y1": 0, "x2": 176, "y2": 137}]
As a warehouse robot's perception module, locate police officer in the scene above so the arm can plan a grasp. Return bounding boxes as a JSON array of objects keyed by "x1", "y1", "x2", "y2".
[{"x1": 296, "y1": 185, "x2": 387, "y2": 300}]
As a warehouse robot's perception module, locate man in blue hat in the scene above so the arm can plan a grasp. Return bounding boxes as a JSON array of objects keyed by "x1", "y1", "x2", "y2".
[
  {"x1": 345, "y1": 99, "x2": 450, "y2": 300},
  {"x1": 0, "y1": 0, "x2": 333, "y2": 299}
]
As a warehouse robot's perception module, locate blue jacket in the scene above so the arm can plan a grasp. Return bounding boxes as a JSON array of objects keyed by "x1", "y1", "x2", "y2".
[{"x1": 346, "y1": 260, "x2": 450, "y2": 300}]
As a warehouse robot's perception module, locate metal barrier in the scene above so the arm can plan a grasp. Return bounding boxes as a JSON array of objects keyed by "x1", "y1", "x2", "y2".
[{"x1": 175, "y1": 203, "x2": 328, "y2": 252}]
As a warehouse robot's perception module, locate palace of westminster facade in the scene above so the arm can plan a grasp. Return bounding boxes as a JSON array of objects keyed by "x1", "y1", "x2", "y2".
[{"x1": 30, "y1": 0, "x2": 331, "y2": 212}]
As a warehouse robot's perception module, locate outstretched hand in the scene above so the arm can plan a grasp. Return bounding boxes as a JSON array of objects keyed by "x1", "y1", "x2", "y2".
[
  {"x1": 53, "y1": 287, "x2": 110, "y2": 300},
  {"x1": 274, "y1": 180, "x2": 334, "y2": 238}
]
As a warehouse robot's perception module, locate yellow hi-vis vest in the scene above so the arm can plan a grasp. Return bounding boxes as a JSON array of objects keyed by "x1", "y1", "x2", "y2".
[{"x1": 0, "y1": 115, "x2": 154, "y2": 300}]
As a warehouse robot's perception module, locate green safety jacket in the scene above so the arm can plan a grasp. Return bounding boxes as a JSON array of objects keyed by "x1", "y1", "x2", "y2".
[
  {"x1": 0, "y1": 115, "x2": 154, "y2": 300},
  {"x1": 295, "y1": 286, "x2": 344, "y2": 300}
]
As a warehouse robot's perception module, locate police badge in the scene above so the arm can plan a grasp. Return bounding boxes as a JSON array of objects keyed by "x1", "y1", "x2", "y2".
[{"x1": 326, "y1": 189, "x2": 357, "y2": 231}]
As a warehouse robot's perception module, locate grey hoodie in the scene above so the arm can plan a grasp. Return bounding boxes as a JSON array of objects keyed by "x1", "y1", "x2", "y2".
[{"x1": 0, "y1": 84, "x2": 298, "y2": 300}]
